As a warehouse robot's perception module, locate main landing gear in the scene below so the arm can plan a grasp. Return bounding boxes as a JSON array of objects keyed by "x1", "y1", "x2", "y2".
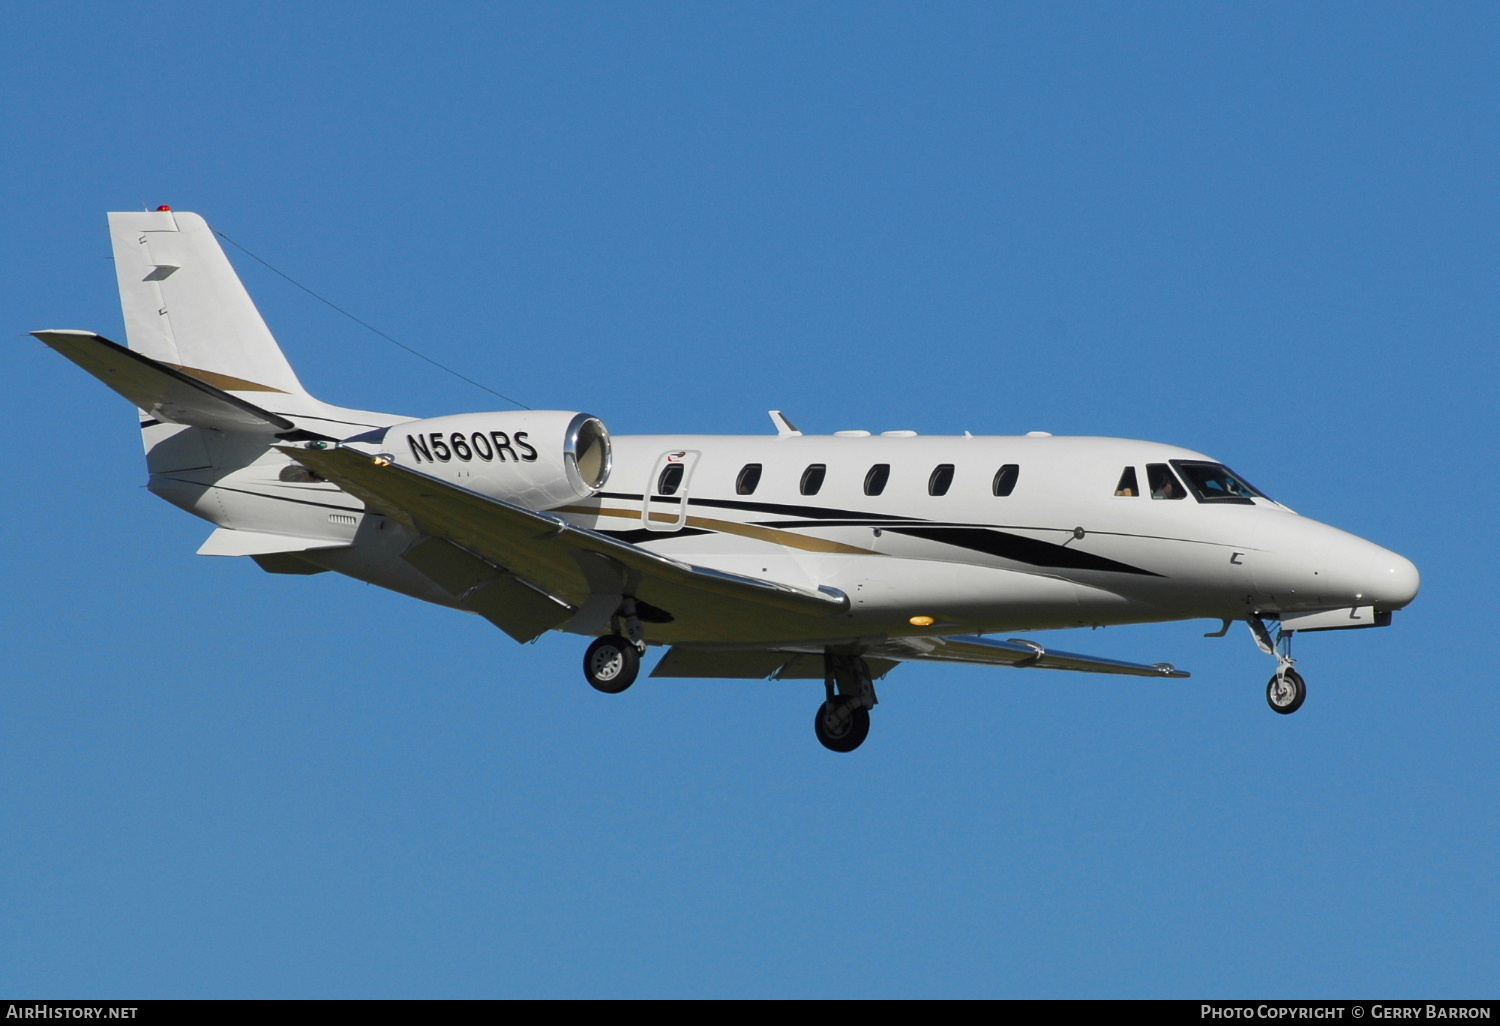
[
  {"x1": 583, "y1": 635, "x2": 640, "y2": 693},
  {"x1": 1249, "y1": 616, "x2": 1306, "y2": 715},
  {"x1": 579, "y1": 603, "x2": 882, "y2": 752},
  {"x1": 816, "y1": 652, "x2": 878, "y2": 753},
  {"x1": 583, "y1": 599, "x2": 646, "y2": 694}
]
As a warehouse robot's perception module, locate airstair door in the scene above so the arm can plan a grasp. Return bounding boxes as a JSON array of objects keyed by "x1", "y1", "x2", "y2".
[{"x1": 642, "y1": 450, "x2": 700, "y2": 533}]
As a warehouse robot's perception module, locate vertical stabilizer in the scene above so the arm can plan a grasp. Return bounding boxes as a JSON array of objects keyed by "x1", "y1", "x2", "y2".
[{"x1": 108, "y1": 210, "x2": 309, "y2": 397}]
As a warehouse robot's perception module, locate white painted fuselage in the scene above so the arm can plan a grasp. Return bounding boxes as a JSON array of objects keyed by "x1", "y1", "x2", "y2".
[
  {"x1": 547, "y1": 431, "x2": 1420, "y2": 644},
  {"x1": 156, "y1": 414, "x2": 1419, "y2": 648}
]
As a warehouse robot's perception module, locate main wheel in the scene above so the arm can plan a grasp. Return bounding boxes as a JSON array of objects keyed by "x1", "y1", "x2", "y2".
[
  {"x1": 814, "y1": 698, "x2": 871, "y2": 752},
  {"x1": 1266, "y1": 667, "x2": 1306, "y2": 715},
  {"x1": 584, "y1": 635, "x2": 640, "y2": 694}
]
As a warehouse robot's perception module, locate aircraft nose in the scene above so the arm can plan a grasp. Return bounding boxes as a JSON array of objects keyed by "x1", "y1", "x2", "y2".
[
  {"x1": 1291, "y1": 522, "x2": 1421, "y2": 612},
  {"x1": 1368, "y1": 550, "x2": 1421, "y2": 610}
]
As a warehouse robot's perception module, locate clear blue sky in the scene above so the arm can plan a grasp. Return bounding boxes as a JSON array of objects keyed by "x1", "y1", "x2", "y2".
[{"x1": 4, "y1": 2, "x2": 1496, "y2": 998}]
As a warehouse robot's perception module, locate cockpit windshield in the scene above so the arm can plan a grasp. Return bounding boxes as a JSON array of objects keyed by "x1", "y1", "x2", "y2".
[{"x1": 1170, "y1": 460, "x2": 1268, "y2": 505}]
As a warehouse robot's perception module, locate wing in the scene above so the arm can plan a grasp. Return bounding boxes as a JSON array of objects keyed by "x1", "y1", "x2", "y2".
[
  {"x1": 280, "y1": 445, "x2": 850, "y2": 637},
  {"x1": 652, "y1": 636, "x2": 1188, "y2": 680}
]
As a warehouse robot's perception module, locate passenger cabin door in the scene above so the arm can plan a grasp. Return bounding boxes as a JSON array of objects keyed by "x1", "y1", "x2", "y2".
[{"x1": 643, "y1": 450, "x2": 700, "y2": 532}]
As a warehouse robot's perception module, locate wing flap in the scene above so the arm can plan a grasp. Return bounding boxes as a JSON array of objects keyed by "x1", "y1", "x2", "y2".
[
  {"x1": 280, "y1": 445, "x2": 850, "y2": 623},
  {"x1": 31, "y1": 330, "x2": 295, "y2": 433},
  {"x1": 650, "y1": 648, "x2": 797, "y2": 679},
  {"x1": 771, "y1": 654, "x2": 901, "y2": 679},
  {"x1": 649, "y1": 647, "x2": 900, "y2": 680},
  {"x1": 649, "y1": 638, "x2": 1174, "y2": 680},
  {"x1": 464, "y1": 575, "x2": 577, "y2": 644},
  {"x1": 875, "y1": 634, "x2": 1189, "y2": 677},
  {"x1": 398, "y1": 536, "x2": 574, "y2": 643}
]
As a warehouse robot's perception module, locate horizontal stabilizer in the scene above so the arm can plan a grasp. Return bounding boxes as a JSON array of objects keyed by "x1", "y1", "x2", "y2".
[
  {"x1": 31, "y1": 330, "x2": 296, "y2": 433},
  {"x1": 197, "y1": 528, "x2": 351, "y2": 557}
]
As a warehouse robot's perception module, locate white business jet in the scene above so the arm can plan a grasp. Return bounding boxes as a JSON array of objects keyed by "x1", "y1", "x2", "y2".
[{"x1": 32, "y1": 209, "x2": 1421, "y2": 751}]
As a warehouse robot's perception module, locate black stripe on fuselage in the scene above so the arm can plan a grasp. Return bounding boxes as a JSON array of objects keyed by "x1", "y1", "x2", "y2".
[
  {"x1": 597, "y1": 492, "x2": 911, "y2": 522},
  {"x1": 598, "y1": 527, "x2": 713, "y2": 544},
  {"x1": 593, "y1": 492, "x2": 1163, "y2": 576},
  {"x1": 884, "y1": 526, "x2": 1163, "y2": 576}
]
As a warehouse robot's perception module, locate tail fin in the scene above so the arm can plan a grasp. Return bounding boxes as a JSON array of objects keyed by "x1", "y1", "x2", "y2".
[{"x1": 108, "y1": 209, "x2": 310, "y2": 398}]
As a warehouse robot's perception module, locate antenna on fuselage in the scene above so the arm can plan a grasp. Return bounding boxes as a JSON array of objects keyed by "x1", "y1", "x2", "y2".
[{"x1": 769, "y1": 411, "x2": 802, "y2": 437}]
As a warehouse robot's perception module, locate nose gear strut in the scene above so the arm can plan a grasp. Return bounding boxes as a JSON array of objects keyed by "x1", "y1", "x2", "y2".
[{"x1": 1249, "y1": 616, "x2": 1307, "y2": 714}]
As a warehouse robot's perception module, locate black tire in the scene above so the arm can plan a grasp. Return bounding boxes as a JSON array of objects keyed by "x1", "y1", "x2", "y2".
[
  {"x1": 814, "y1": 699, "x2": 871, "y2": 752},
  {"x1": 1266, "y1": 667, "x2": 1306, "y2": 715},
  {"x1": 584, "y1": 635, "x2": 640, "y2": 694}
]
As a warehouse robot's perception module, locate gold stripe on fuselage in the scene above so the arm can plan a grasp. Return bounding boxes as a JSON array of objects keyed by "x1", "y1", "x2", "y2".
[{"x1": 561, "y1": 505, "x2": 877, "y2": 555}]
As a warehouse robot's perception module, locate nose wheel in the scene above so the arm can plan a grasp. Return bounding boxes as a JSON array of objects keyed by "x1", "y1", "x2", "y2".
[{"x1": 1266, "y1": 667, "x2": 1306, "y2": 714}]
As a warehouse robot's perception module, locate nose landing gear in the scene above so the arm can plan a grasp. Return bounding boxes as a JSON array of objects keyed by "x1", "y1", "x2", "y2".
[
  {"x1": 1249, "y1": 616, "x2": 1306, "y2": 714},
  {"x1": 1266, "y1": 666, "x2": 1306, "y2": 714},
  {"x1": 815, "y1": 651, "x2": 878, "y2": 752}
]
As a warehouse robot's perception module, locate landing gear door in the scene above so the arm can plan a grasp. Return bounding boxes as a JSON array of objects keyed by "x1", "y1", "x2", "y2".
[{"x1": 643, "y1": 450, "x2": 700, "y2": 532}]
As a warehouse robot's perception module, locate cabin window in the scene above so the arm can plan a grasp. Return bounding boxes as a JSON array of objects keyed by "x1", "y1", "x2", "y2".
[
  {"x1": 800, "y1": 464, "x2": 826, "y2": 496},
  {"x1": 992, "y1": 464, "x2": 1019, "y2": 497},
  {"x1": 1115, "y1": 467, "x2": 1139, "y2": 497},
  {"x1": 1170, "y1": 460, "x2": 1266, "y2": 504},
  {"x1": 928, "y1": 464, "x2": 955, "y2": 496},
  {"x1": 864, "y1": 464, "x2": 890, "y2": 496},
  {"x1": 736, "y1": 463, "x2": 762, "y2": 495},
  {"x1": 657, "y1": 463, "x2": 685, "y2": 496},
  {"x1": 1147, "y1": 463, "x2": 1186, "y2": 500}
]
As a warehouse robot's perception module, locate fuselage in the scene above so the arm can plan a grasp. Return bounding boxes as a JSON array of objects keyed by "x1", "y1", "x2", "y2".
[
  {"x1": 142, "y1": 412, "x2": 1421, "y2": 647},
  {"x1": 546, "y1": 431, "x2": 1420, "y2": 642}
]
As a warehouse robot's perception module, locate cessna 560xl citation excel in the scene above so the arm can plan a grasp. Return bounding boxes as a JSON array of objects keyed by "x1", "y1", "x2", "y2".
[{"x1": 32, "y1": 209, "x2": 1422, "y2": 751}]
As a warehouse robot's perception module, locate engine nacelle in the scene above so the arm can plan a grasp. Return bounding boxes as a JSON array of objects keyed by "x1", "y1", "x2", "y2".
[{"x1": 347, "y1": 411, "x2": 611, "y2": 511}]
